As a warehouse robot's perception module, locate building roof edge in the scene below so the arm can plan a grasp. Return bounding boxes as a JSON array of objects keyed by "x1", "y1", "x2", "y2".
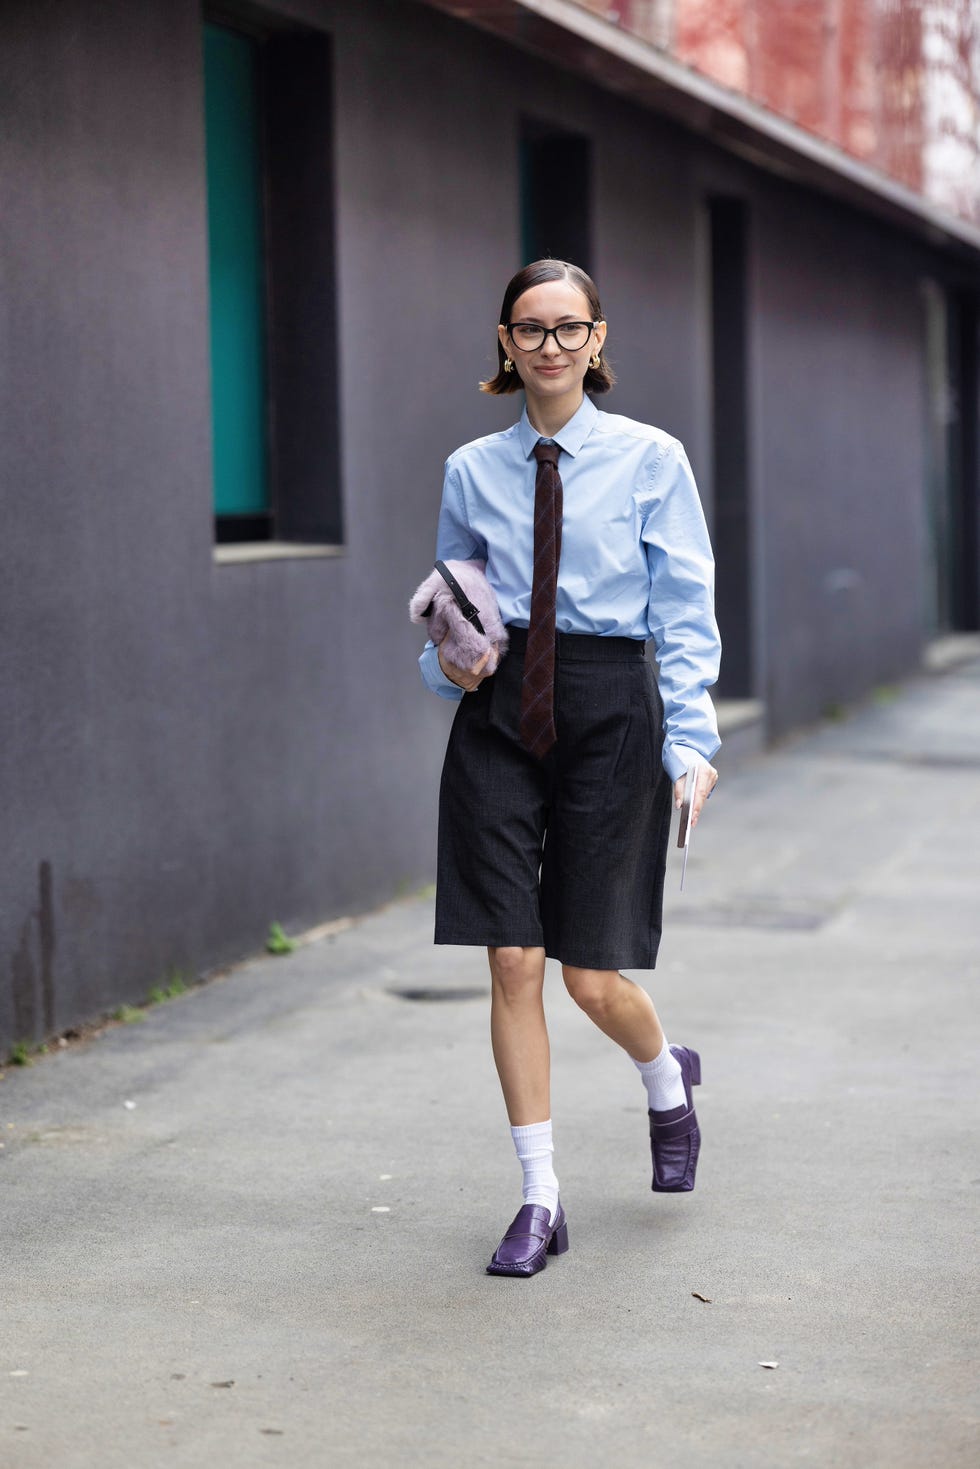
[{"x1": 420, "y1": 0, "x2": 980, "y2": 260}]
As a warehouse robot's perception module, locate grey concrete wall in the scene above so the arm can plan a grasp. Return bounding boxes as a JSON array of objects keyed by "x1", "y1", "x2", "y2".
[
  {"x1": 0, "y1": 0, "x2": 496, "y2": 1043},
  {"x1": 1, "y1": 0, "x2": 968, "y2": 1045},
  {"x1": 2, "y1": 0, "x2": 220, "y2": 1038},
  {"x1": 752, "y1": 185, "x2": 930, "y2": 734}
]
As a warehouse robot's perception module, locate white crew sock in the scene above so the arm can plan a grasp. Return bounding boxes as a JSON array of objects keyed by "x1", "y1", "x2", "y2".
[
  {"x1": 511, "y1": 1120, "x2": 560, "y2": 1223},
  {"x1": 634, "y1": 1039, "x2": 687, "y2": 1112}
]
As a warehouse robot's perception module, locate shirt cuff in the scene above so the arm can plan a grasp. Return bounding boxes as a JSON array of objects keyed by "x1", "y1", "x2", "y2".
[
  {"x1": 663, "y1": 741, "x2": 717, "y2": 783},
  {"x1": 419, "y1": 640, "x2": 464, "y2": 702}
]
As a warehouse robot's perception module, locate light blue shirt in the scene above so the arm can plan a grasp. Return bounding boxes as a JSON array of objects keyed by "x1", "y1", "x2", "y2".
[{"x1": 419, "y1": 395, "x2": 721, "y2": 781}]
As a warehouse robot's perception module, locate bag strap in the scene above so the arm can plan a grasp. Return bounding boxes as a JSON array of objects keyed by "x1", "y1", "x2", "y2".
[{"x1": 430, "y1": 560, "x2": 487, "y2": 636}]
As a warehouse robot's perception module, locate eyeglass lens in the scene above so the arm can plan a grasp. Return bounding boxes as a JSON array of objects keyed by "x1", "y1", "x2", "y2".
[{"x1": 508, "y1": 322, "x2": 594, "y2": 351}]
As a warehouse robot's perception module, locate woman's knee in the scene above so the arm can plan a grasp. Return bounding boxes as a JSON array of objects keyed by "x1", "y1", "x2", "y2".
[
  {"x1": 488, "y1": 945, "x2": 544, "y2": 1000},
  {"x1": 562, "y1": 965, "x2": 620, "y2": 1018}
]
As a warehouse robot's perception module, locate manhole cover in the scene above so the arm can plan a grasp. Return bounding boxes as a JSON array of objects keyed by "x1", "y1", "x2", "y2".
[
  {"x1": 897, "y1": 751, "x2": 980, "y2": 769},
  {"x1": 851, "y1": 749, "x2": 980, "y2": 770},
  {"x1": 388, "y1": 986, "x2": 489, "y2": 1003},
  {"x1": 669, "y1": 900, "x2": 833, "y2": 932}
]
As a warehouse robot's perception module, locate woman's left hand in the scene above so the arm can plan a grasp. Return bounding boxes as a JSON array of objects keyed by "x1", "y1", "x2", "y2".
[{"x1": 673, "y1": 762, "x2": 718, "y2": 830}]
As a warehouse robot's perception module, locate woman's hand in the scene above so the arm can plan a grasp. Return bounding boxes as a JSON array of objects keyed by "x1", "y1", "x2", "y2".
[
  {"x1": 439, "y1": 645, "x2": 495, "y2": 693},
  {"x1": 673, "y1": 761, "x2": 718, "y2": 829}
]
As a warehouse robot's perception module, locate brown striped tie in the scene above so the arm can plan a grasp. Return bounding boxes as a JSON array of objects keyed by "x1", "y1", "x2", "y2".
[{"x1": 520, "y1": 440, "x2": 563, "y2": 758}]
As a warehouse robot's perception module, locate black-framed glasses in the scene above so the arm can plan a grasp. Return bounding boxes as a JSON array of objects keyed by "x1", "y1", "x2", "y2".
[{"x1": 506, "y1": 320, "x2": 599, "y2": 352}]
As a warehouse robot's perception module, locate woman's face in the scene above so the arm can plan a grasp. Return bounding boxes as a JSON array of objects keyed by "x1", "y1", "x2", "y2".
[{"x1": 498, "y1": 279, "x2": 607, "y2": 405}]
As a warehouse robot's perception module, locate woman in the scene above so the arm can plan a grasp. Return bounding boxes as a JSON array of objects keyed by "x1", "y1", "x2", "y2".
[{"x1": 418, "y1": 260, "x2": 721, "y2": 1277}]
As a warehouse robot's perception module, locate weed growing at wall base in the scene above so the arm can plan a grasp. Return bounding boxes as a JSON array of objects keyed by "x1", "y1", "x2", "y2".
[
  {"x1": 266, "y1": 922, "x2": 296, "y2": 955},
  {"x1": 147, "y1": 970, "x2": 189, "y2": 1005},
  {"x1": 111, "y1": 1005, "x2": 146, "y2": 1024}
]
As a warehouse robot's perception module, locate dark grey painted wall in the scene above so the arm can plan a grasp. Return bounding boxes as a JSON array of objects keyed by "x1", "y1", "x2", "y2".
[
  {"x1": 1, "y1": 0, "x2": 975, "y2": 1045},
  {"x1": 752, "y1": 186, "x2": 930, "y2": 734}
]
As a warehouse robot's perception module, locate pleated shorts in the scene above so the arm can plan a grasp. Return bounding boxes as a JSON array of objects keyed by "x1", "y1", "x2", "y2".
[{"x1": 435, "y1": 627, "x2": 673, "y2": 970}]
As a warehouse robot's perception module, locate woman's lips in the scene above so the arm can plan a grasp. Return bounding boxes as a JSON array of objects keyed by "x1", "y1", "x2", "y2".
[{"x1": 535, "y1": 365, "x2": 567, "y2": 376}]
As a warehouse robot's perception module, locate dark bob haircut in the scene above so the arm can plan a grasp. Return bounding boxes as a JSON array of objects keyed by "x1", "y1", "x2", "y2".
[{"x1": 480, "y1": 259, "x2": 616, "y2": 396}]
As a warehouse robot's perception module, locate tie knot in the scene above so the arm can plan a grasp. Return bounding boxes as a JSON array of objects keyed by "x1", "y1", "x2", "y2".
[{"x1": 533, "y1": 440, "x2": 560, "y2": 467}]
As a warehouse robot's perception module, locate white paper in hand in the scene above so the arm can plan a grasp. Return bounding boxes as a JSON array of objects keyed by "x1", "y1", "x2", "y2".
[{"x1": 677, "y1": 762, "x2": 700, "y2": 892}]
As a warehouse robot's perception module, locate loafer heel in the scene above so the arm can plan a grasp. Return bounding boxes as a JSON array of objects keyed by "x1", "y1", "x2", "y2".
[
  {"x1": 547, "y1": 1219, "x2": 570, "y2": 1256},
  {"x1": 688, "y1": 1048, "x2": 702, "y2": 1087}
]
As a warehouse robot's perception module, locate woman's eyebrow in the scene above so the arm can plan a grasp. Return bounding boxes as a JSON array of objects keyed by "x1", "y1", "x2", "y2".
[{"x1": 512, "y1": 314, "x2": 586, "y2": 323}]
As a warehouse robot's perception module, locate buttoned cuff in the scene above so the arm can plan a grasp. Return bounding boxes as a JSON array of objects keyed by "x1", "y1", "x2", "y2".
[
  {"x1": 663, "y1": 741, "x2": 716, "y2": 783},
  {"x1": 419, "y1": 640, "x2": 464, "y2": 702}
]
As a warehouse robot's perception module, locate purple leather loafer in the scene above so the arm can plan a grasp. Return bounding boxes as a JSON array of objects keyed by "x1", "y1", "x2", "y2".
[
  {"x1": 649, "y1": 1045, "x2": 701, "y2": 1193},
  {"x1": 486, "y1": 1200, "x2": 569, "y2": 1277}
]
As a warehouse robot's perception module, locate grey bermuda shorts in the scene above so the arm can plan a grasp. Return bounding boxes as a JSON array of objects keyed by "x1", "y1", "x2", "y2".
[{"x1": 435, "y1": 627, "x2": 673, "y2": 970}]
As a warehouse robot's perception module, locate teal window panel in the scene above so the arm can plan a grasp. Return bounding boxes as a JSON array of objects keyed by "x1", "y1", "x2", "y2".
[{"x1": 204, "y1": 23, "x2": 269, "y2": 518}]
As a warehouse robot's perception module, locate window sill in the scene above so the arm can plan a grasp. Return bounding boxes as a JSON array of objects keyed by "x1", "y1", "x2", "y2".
[{"x1": 213, "y1": 542, "x2": 345, "y2": 565}]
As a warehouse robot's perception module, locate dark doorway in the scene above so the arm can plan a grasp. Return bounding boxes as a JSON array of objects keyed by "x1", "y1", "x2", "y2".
[
  {"x1": 950, "y1": 288, "x2": 979, "y2": 630},
  {"x1": 708, "y1": 196, "x2": 753, "y2": 697},
  {"x1": 923, "y1": 281, "x2": 979, "y2": 633}
]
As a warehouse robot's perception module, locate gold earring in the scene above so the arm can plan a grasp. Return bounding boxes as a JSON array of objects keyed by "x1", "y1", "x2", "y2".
[
  {"x1": 504, "y1": 358, "x2": 514, "y2": 373},
  {"x1": 591, "y1": 352, "x2": 602, "y2": 370}
]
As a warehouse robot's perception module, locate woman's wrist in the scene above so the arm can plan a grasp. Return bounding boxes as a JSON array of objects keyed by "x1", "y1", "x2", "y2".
[{"x1": 437, "y1": 645, "x2": 465, "y2": 688}]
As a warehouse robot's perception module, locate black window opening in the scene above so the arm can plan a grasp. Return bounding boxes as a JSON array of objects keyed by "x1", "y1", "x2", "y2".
[
  {"x1": 519, "y1": 120, "x2": 592, "y2": 272},
  {"x1": 204, "y1": 15, "x2": 342, "y2": 546}
]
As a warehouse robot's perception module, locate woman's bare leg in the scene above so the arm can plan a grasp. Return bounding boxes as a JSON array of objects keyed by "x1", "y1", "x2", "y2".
[
  {"x1": 561, "y1": 966, "x2": 699, "y2": 1194},
  {"x1": 560, "y1": 966, "x2": 665, "y2": 1062},
  {"x1": 488, "y1": 946, "x2": 550, "y2": 1124}
]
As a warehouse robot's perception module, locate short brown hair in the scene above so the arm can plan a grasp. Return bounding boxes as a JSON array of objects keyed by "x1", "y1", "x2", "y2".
[{"x1": 480, "y1": 259, "x2": 616, "y2": 396}]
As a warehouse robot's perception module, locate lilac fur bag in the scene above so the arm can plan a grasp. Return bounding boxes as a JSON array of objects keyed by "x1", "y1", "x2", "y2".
[{"x1": 409, "y1": 559, "x2": 508, "y2": 673}]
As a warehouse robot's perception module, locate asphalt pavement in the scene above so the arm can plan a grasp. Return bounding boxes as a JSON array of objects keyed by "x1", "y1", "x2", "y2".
[{"x1": 2, "y1": 656, "x2": 979, "y2": 1468}]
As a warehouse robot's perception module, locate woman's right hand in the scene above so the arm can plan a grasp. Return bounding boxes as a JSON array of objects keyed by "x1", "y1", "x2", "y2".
[{"x1": 439, "y1": 645, "x2": 495, "y2": 692}]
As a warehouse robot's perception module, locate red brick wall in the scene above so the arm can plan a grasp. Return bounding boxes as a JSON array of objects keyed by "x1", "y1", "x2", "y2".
[{"x1": 576, "y1": 1, "x2": 978, "y2": 226}]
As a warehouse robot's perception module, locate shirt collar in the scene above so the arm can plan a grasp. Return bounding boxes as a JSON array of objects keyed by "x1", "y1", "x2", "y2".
[{"x1": 517, "y1": 395, "x2": 598, "y2": 461}]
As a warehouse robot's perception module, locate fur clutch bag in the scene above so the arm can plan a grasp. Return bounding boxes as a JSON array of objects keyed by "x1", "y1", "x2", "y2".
[{"x1": 409, "y1": 559, "x2": 508, "y2": 674}]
